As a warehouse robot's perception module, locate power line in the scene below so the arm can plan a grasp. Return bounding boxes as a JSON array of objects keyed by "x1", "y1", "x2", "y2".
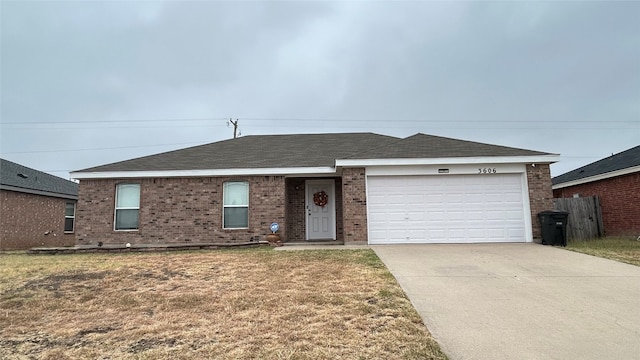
[
  {"x1": 2, "y1": 141, "x2": 209, "y2": 155},
  {"x1": 1, "y1": 117, "x2": 226, "y2": 125},
  {"x1": 240, "y1": 117, "x2": 638, "y2": 124},
  {"x1": 2, "y1": 117, "x2": 638, "y2": 125},
  {"x1": 3, "y1": 123, "x2": 637, "y2": 131}
]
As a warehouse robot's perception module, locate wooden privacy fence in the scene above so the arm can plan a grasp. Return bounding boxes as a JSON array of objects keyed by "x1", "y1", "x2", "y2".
[{"x1": 553, "y1": 196, "x2": 604, "y2": 240}]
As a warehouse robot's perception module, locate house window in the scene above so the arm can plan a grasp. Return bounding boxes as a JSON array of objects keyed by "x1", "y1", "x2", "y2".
[
  {"x1": 64, "y1": 202, "x2": 75, "y2": 233},
  {"x1": 115, "y1": 184, "x2": 140, "y2": 230},
  {"x1": 223, "y1": 181, "x2": 249, "y2": 229}
]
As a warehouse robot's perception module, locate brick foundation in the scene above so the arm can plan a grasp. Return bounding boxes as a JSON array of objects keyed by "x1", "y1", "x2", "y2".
[
  {"x1": 1, "y1": 190, "x2": 75, "y2": 250},
  {"x1": 553, "y1": 172, "x2": 640, "y2": 237}
]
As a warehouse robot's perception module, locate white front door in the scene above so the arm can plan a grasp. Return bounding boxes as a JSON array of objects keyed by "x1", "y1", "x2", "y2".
[{"x1": 306, "y1": 179, "x2": 336, "y2": 240}]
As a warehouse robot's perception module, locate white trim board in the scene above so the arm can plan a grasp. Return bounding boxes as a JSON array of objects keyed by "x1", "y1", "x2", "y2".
[
  {"x1": 336, "y1": 155, "x2": 559, "y2": 167},
  {"x1": 71, "y1": 155, "x2": 560, "y2": 180},
  {"x1": 71, "y1": 167, "x2": 338, "y2": 179},
  {"x1": 365, "y1": 163, "x2": 526, "y2": 176}
]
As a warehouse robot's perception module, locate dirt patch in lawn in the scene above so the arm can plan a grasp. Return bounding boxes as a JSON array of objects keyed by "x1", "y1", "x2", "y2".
[
  {"x1": 0, "y1": 249, "x2": 447, "y2": 359},
  {"x1": 566, "y1": 237, "x2": 640, "y2": 266}
]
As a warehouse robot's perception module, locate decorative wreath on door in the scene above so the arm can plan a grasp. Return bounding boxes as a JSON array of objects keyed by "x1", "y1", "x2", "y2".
[{"x1": 313, "y1": 190, "x2": 328, "y2": 207}]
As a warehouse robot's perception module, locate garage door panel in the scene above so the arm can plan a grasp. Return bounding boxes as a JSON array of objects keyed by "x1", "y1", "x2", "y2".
[
  {"x1": 504, "y1": 211, "x2": 524, "y2": 220},
  {"x1": 508, "y1": 228, "x2": 526, "y2": 238},
  {"x1": 485, "y1": 210, "x2": 505, "y2": 220},
  {"x1": 406, "y1": 211, "x2": 425, "y2": 221},
  {"x1": 406, "y1": 194, "x2": 426, "y2": 205},
  {"x1": 446, "y1": 194, "x2": 465, "y2": 204},
  {"x1": 426, "y1": 194, "x2": 446, "y2": 203},
  {"x1": 465, "y1": 211, "x2": 485, "y2": 221},
  {"x1": 466, "y1": 193, "x2": 488, "y2": 203},
  {"x1": 368, "y1": 174, "x2": 526, "y2": 244},
  {"x1": 502, "y1": 192, "x2": 523, "y2": 202}
]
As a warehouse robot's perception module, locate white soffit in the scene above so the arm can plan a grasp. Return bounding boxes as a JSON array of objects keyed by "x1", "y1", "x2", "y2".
[
  {"x1": 70, "y1": 167, "x2": 338, "y2": 179},
  {"x1": 336, "y1": 155, "x2": 560, "y2": 167}
]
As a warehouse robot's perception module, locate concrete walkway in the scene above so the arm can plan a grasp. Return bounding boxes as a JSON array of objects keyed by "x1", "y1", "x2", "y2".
[
  {"x1": 373, "y1": 243, "x2": 640, "y2": 360},
  {"x1": 275, "y1": 244, "x2": 369, "y2": 251}
]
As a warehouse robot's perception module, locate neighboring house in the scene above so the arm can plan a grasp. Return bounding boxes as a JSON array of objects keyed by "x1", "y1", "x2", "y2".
[
  {"x1": 1, "y1": 158, "x2": 79, "y2": 250},
  {"x1": 70, "y1": 133, "x2": 558, "y2": 246},
  {"x1": 552, "y1": 145, "x2": 640, "y2": 237}
]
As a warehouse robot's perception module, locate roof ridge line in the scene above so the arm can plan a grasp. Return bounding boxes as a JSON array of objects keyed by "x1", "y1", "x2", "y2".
[{"x1": 339, "y1": 134, "x2": 408, "y2": 159}]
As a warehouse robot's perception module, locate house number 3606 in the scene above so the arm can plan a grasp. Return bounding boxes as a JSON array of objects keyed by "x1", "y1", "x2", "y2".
[{"x1": 478, "y1": 168, "x2": 497, "y2": 174}]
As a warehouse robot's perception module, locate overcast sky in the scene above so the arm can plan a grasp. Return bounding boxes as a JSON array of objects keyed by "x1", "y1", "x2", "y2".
[{"x1": 1, "y1": 1, "x2": 638, "y2": 180}]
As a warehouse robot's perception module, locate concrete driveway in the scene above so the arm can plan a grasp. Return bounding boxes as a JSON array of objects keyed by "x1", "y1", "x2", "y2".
[{"x1": 373, "y1": 244, "x2": 640, "y2": 360}]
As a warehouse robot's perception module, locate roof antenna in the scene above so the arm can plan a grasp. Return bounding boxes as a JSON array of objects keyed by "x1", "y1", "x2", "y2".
[{"x1": 227, "y1": 118, "x2": 240, "y2": 139}]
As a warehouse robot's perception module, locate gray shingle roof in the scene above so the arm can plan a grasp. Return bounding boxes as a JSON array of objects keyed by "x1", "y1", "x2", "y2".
[
  {"x1": 347, "y1": 133, "x2": 550, "y2": 159},
  {"x1": 77, "y1": 133, "x2": 400, "y2": 172},
  {"x1": 75, "y1": 132, "x2": 554, "y2": 173},
  {"x1": 552, "y1": 145, "x2": 640, "y2": 185},
  {"x1": 1, "y1": 158, "x2": 78, "y2": 198}
]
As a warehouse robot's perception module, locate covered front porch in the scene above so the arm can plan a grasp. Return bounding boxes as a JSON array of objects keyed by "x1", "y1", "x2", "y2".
[{"x1": 284, "y1": 177, "x2": 344, "y2": 244}]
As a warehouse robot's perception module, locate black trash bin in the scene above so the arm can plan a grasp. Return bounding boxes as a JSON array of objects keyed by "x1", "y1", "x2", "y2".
[{"x1": 538, "y1": 211, "x2": 569, "y2": 246}]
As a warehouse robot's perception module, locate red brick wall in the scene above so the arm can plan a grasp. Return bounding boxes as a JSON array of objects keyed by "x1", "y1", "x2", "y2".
[
  {"x1": 285, "y1": 178, "x2": 305, "y2": 242},
  {"x1": 74, "y1": 164, "x2": 555, "y2": 246},
  {"x1": 342, "y1": 168, "x2": 368, "y2": 243},
  {"x1": 553, "y1": 172, "x2": 640, "y2": 236},
  {"x1": 76, "y1": 176, "x2": 285, "y2": 245},
  {"x1": 0, "y1": 190, "x2": 75, "y2": 250},
  {"x1": 285, "y1": 177, "x2": 343, "y2": 242},
  {"x1": 526, "y1": 164, "x2": 554, "y2": 241},
  {"x1": 335, "y1": 178, "x2": 344, "y2": 242}
]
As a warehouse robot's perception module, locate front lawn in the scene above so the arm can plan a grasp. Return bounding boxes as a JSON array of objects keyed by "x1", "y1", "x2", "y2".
[
  {"x1": 0, "y1": 248, "x2": 447, "y2": 359},
  {"x1": 566, "y1": 237, "x2": 640, "y2": 266}
]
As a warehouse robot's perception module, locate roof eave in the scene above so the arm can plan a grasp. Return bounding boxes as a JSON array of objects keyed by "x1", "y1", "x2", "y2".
[
  {"x1": 70, "y1": 166, "x2": 338, "y2": 180},
  {"x1": 0, "y1": 184, "x2": 78, "y2": 200},
  {"x1": 336, "y1": 155, "x2": 560, "y2": 167},
  {"x1": 552, "y1": 165, "x2": 640, "y2": 190}
]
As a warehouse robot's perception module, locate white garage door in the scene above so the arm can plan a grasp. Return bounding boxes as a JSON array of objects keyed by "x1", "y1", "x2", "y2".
[{"x1": 367, "y1": 174, "x2": 527, "y2": 244}]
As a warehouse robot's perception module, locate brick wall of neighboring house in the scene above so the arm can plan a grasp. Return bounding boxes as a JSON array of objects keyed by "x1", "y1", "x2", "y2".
[
  {"x1": 526, "y1": 164, "x2": 554, "y2": 241},
  {"x1": 553, "y1": 172, "x2": 640, "y2": 237},
  {"x1": 0, "y1": 190, "x2": 75, "y2": 250},
  {"x1": 342, "y1": 167, "x2": 368, "y2": 243},
  {"x1": 285, "y1": 177, "x2": 343, "y2": 242},
  {"x1": 75, "y1": 176, "x2": 286, "y2": 245}
]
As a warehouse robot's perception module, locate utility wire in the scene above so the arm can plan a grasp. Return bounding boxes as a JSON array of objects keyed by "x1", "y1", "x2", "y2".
[
  {"x1": 2, "y1": 117, "x2": 227, "y2": 125},
  {"x1": 2, "y1": 141, "x2": 209, "y2": 155},
  {"x1": 2, "y1": 117, "x2": 637, "y2": 125},
  {"x1": 3, "y1": 123, "x2": 637, "y2": 130}
]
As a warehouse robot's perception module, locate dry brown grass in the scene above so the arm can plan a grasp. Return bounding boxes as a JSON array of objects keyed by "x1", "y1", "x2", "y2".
[
  {"x1": 566, "y1": 237, "x2": 640, "y2": 266},
  {"x1": 0, "y1": 248, "x2": 447, "y2": 359}
]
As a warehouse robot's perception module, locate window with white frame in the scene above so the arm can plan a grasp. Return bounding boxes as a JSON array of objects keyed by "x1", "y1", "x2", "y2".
[
  {"x1": 115, "y1": 184, "x2": 140, "y2": 230},
  {"x1": 64, "y1": 201, "x2": 75, "y2": 233},
  {"x1": 223, "y1": 181, "x2": 249, "y2": 229}
]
